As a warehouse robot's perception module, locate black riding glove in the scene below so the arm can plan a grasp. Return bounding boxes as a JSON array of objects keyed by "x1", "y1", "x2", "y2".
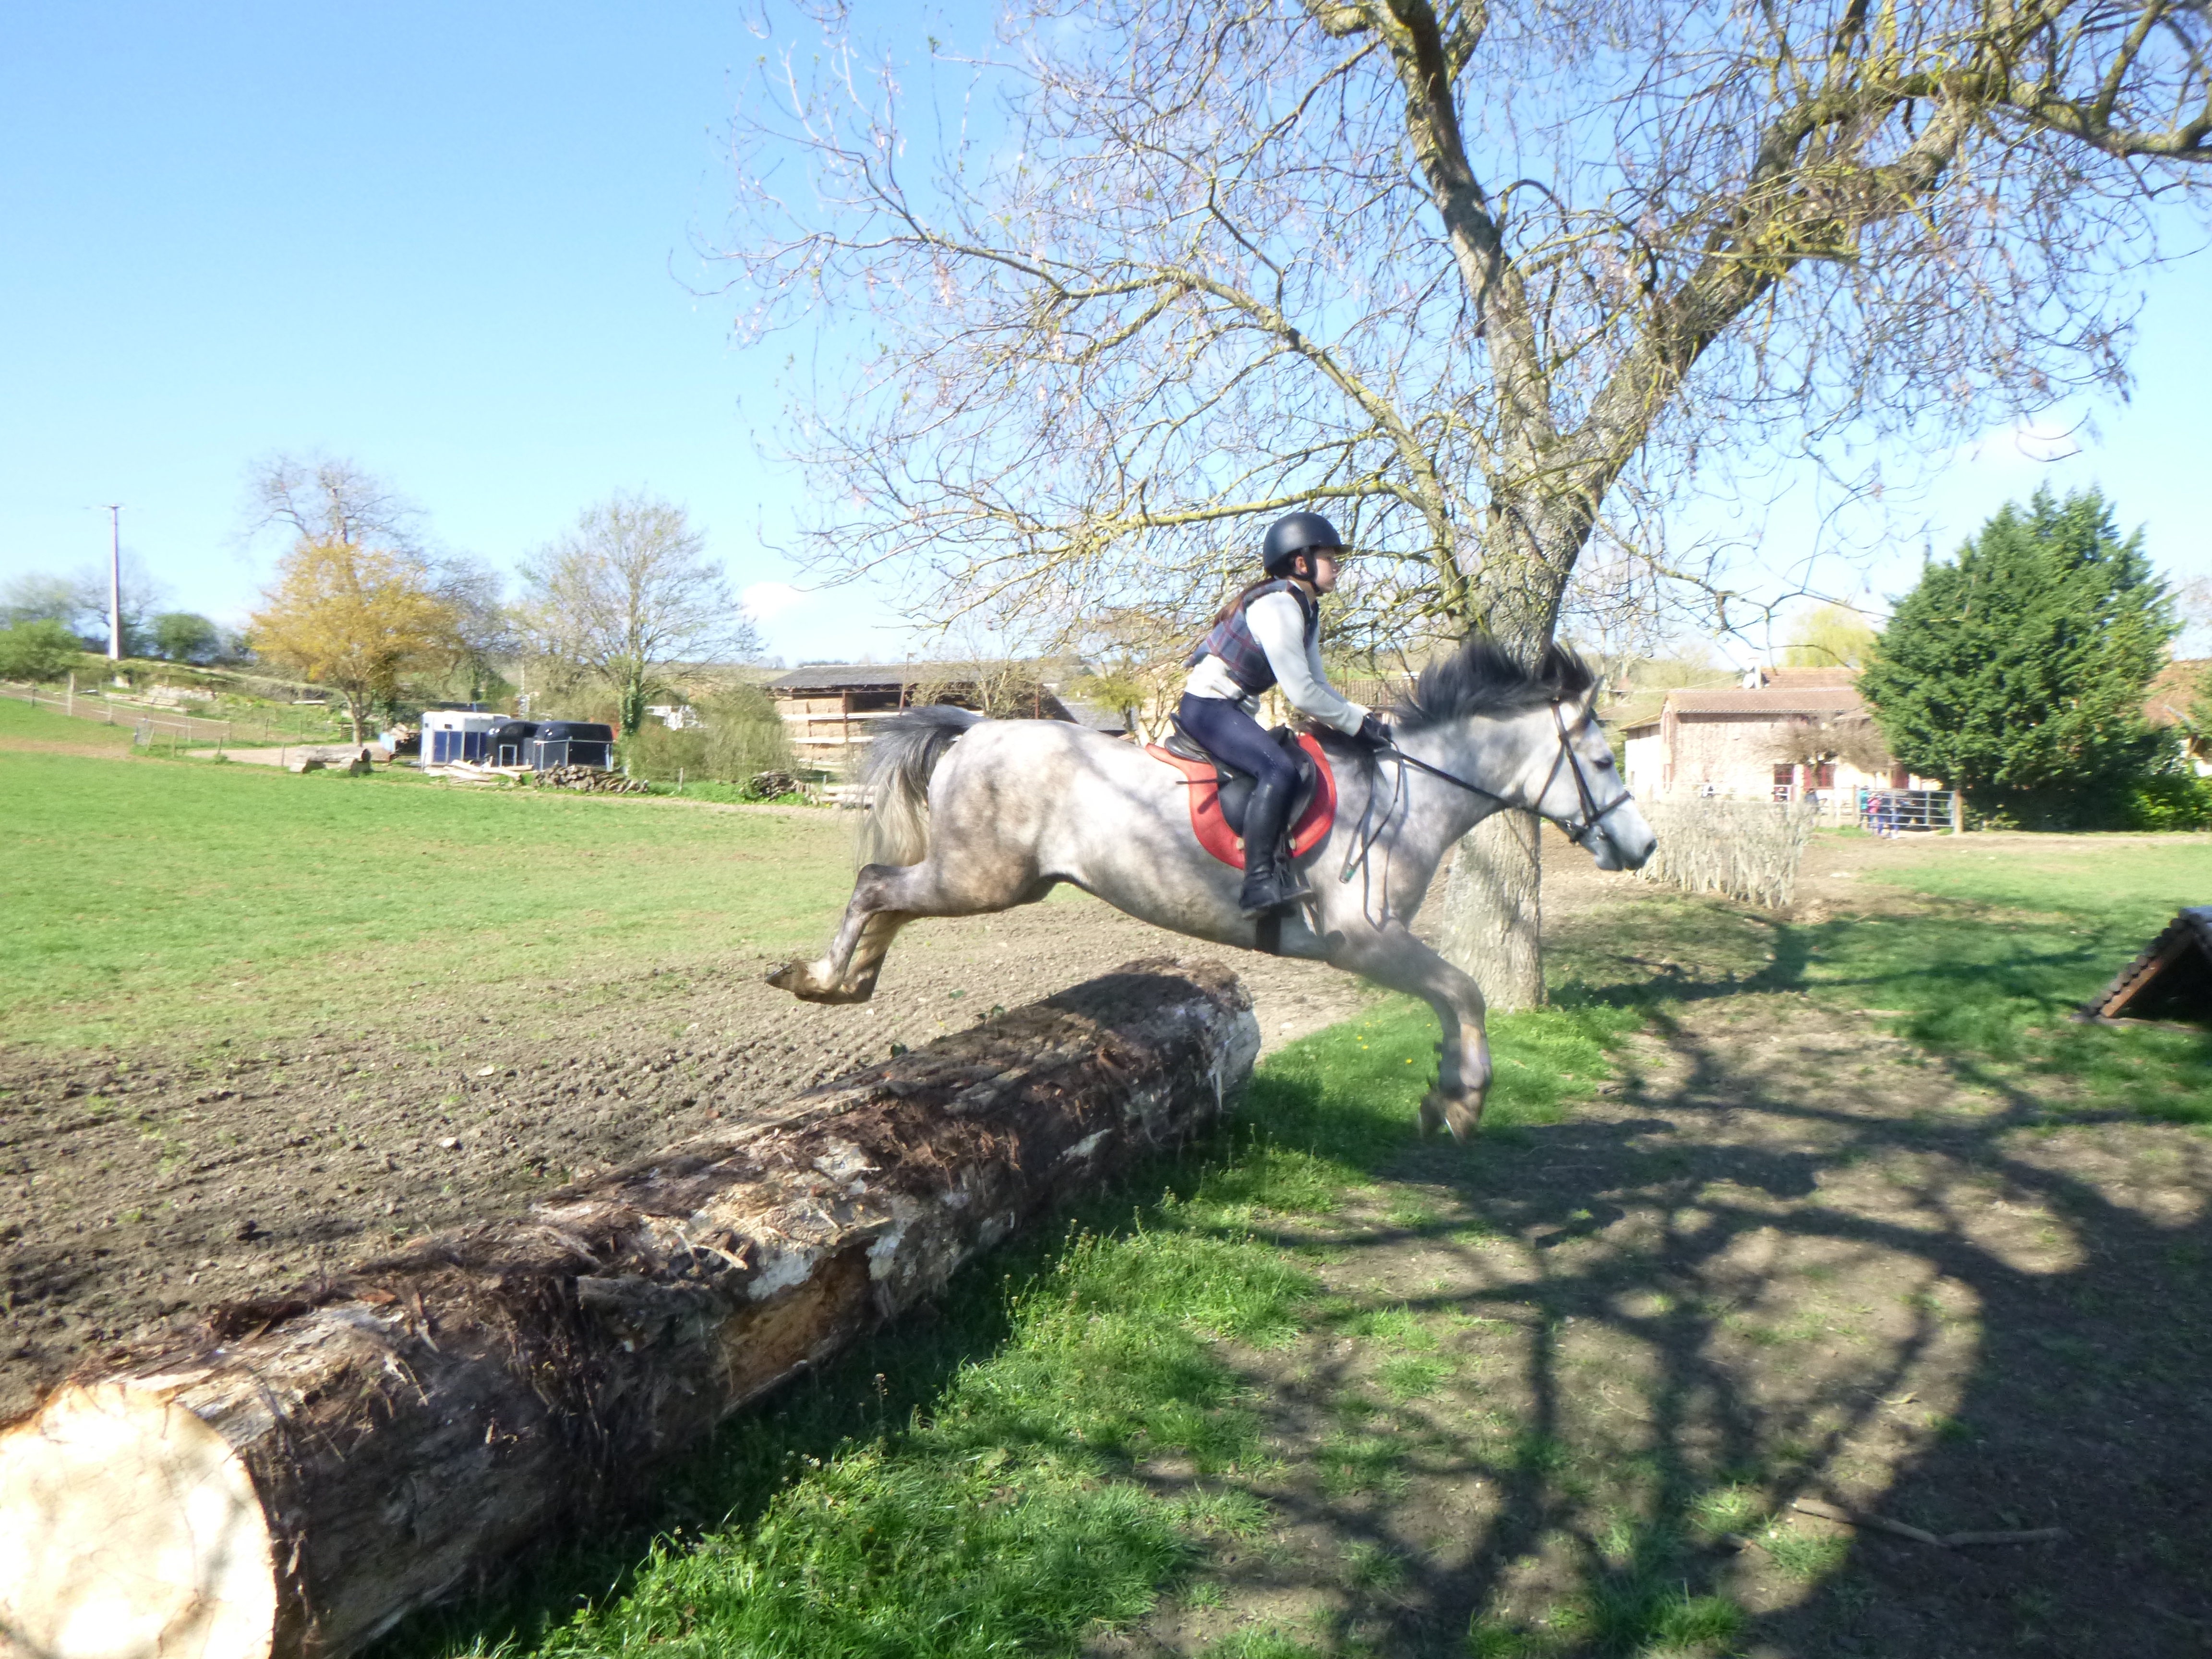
[{"x1": 1356, "y1": 713, "x2": 1394, "y2": 749}]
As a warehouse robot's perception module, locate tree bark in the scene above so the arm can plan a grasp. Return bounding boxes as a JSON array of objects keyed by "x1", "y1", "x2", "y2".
[
  {"x1": 1439, "y1": 808, "x2": 1544, "y2": 1012},
  {"x1": 0, "y1": 960, "x2": 1258, "y2": 1659}
]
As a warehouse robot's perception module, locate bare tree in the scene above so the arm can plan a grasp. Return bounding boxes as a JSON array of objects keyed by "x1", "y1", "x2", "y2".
[
  {"x1": 519, "y1": 494, "x2": 757, "y2": 734},
  {"x1": 722, "y1": 0, "x2": 2211, "y2": 1004},
  {"x1": 245, "y1": 454, "x2": 422, "y2": 553}
]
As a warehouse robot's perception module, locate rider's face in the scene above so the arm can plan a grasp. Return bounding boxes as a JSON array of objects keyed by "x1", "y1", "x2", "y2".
[{"x1": 1302, "y1": 553, "x2": 1341, "y2": 593}]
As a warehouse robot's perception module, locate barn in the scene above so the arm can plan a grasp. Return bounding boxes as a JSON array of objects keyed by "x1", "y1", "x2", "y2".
[
  {"x1": 765, "y1": 661, "x2": 1129, "y2": 778},
  {"x1": 1620, "y1": 666, "x2": 1945, "y2": 811}
]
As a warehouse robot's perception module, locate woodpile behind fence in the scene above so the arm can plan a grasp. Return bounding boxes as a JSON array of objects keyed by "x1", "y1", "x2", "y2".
[{"x1": 1634, "y1": 797, "x2": 1820, "y2": 909}]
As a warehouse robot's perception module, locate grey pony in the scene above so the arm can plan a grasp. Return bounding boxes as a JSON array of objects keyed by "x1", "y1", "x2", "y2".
[{"x1": 768, "y1": 637, "x2": 1657, "y2": 1137}]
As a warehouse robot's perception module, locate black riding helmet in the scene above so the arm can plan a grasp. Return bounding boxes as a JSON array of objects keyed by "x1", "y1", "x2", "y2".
[{"x1": 1261, "y1": 510, "x2": 1345, "y2": 577}]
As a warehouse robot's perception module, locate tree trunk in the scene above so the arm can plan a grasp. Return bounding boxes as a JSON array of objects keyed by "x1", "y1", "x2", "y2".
[
  {"x1": 0, "y1": 960, "x2": 1259, "y2": 1659},
  {"x1": 1434, "y1": 585, "x2": 1562, "y2": 1013},
  {"x1": 1439, "y1": 808, "x2": 1544, "y2": 1012}
]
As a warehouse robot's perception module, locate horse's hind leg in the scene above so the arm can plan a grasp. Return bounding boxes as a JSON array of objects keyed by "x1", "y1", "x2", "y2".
[
  {"x1": 1327, "y1": 921, "x2": 1493, "y2": 1139},
  {"x1": 766, "y1": 863, "x2": 914, "y2": 1004},
  {"x1": 767, "y1": 854, "x2": 1038, "y2": 1005}
]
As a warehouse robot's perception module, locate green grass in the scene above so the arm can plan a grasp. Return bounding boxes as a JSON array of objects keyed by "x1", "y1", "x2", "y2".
[
  {"x1": 1552, "y1": 833, "x2": 2212, "y2": 1123},
  {"x1": 0, "y1": 743, "x2": 855, "y2": 1049},
  {"x1": 380, "y1": 998, "x2": 1638, "y2": 1659},
  {"x1": 1820, "y1": 838, "x2": 2212, "y2": 1120},
  {"x1": 0, "y1": 691, "x2": 137, "y2": 748}
]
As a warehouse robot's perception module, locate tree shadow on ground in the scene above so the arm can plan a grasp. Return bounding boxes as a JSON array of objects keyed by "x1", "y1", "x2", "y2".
[{"x1": 1186, "y1": 945, "x2": 2212, "y2": 1657}]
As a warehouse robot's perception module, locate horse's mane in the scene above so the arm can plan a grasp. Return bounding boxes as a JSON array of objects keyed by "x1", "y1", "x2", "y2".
[{"x1": 1392, "y1": 635, "x2": 1597, "y2": 731}]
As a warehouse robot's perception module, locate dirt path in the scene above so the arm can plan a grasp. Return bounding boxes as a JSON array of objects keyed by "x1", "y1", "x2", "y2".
[
  {"x1": 0, "y1": 891, "x2": 1375, "y2": 1421},
  {"x1": 1112, "y1": 833, "x2": 2212, "y2": 1658}
]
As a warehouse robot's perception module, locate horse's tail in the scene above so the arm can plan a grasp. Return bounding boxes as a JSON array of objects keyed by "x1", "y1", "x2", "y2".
[{"x1": 857, "y1": 705, "x2": 985, "y2": 866}]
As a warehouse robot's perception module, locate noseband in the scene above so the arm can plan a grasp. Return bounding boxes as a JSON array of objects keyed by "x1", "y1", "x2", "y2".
[
  {"x1": 1536, "y1": 702, "x2": 1638, "y2": 847},
  {"x1": 1375, "y1": 701, "x2": 1635, "y2": 848}
]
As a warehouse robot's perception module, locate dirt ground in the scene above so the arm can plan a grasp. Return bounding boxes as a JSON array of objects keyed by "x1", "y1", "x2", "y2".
[
  {"x1": 7, "y1": 828, "x2": 2208, "y2": 1659},
  {"x1": 0, "y1": 882, "x2": 1376, "y2": 1422}
]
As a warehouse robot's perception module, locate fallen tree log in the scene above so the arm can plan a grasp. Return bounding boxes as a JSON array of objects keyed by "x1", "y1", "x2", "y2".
[{"x1": 0, "y1": 958, "x2": 1258, "y2": 1659}]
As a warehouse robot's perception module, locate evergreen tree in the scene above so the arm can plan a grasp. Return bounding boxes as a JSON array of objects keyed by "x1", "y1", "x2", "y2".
[{"x1": 1861, "y1": 488, "x2": 2174, "y2": 827}]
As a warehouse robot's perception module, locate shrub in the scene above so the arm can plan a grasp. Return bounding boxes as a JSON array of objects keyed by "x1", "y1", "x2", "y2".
[
  {"x1": 1634, "y1": 797, "x2": 1820, "y2": 908},
  {"x1": 621, "y1": 685, "x2": 793, "y2": 791},
  {"x1": 0, "y1": 620, "x2": 88, "y2": 684},
  {"x1": 2125, "y1": 770, "x2": 2212, "y2": 831}
]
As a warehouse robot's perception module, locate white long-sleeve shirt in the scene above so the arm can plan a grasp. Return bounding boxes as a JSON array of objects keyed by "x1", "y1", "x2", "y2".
[{"x1": 1185, "y1": 589, "x2": 1368, "y2": 736}]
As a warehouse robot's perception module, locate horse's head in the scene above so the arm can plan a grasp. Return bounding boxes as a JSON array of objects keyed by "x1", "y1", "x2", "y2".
[
  {"x1": 1517, "y1": 687, "x2": 1656, "y2": 872},
  {"x1": 1392, "y1": 636, "x2": 1656, "y2": 872}
]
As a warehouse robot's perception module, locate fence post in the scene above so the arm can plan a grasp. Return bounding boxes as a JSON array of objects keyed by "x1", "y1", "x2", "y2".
[
  {"x1": 1949, "y1": 791, "x2": 1964, "y2": 834},
  {"x1": 66, "y1": 672, "x2": 74, "y2": 717}
]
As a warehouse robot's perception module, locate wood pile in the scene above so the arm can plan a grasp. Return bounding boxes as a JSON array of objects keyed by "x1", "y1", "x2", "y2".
[
  {"x1": 532, "y1": 764, "x2": 649, "y2": 794},
  {"x1": 0, "y1": 960, "x2": 1258, "y2": 1659}
]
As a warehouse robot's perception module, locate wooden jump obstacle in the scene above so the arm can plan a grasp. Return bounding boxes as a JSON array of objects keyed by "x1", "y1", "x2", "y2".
[
  {"x1": 0, "y1": 960, "x2": 1259, "y2": 1659},
  {"x1": 2082, "y1": 906, "x2": 2212, "y2": 1025}
]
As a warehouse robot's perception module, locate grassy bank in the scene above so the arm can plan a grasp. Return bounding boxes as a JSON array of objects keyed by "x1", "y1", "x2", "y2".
[
  {"x1": 0, "y1": 719, "x2": 855, "y2": 1050},
  {"x1": 386, "y1": 996, "x2": 1636, "y2": 1659},
  {"x1": 1557, "y1": 832, "x2": 2212, "y2": 1123}
]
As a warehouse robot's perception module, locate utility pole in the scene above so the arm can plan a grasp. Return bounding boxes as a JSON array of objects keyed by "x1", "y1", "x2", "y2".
[{"x1": 101, "y1": 504, "x2": 124, "y2": 661}]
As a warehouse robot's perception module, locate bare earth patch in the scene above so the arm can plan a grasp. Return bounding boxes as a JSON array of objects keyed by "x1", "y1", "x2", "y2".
[
  {"x1": 0, "y1": 893, "x2": 1370, "y2": 1421},
  {"x1": 7, "y1": 825, "x2": 2209, "y2": 1658}
]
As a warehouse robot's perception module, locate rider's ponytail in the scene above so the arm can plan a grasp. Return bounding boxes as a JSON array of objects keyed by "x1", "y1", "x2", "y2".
[{"x1": 1213, "y1": 577, "x2": 1285, "y2": 626}]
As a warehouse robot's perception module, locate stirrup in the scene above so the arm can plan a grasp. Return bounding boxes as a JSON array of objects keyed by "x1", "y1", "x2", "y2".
[{"x1": 1239, "y1": 865, "x2": 1313, "y2": 917}]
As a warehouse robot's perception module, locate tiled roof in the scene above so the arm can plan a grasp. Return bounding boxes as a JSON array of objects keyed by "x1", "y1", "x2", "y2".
[
  {"x1": 766, "y1": 657, "x2": 1090, "y2": 693},
  {"x1": 766, "y1": 663, "x2": 924, "y2": 691},
  {"x1": 2145, "y1": 658, "x2": 2209, "y2": 727},
  {"x1": 1754, "y1": 665, "x2": 1859, "y2": 688},
  {"x1": 1666, "y1": 687, "x2": 1868, "y2": 716}
]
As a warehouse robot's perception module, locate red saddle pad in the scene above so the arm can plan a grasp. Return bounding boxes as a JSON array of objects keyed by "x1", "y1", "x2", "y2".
[{"x1": 1145, "y1": 736, "x2": 1338, "y2": 872}]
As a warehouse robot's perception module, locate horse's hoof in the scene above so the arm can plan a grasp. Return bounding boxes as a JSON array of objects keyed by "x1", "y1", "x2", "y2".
[{"x1": 1420, "y1": 1088, "x2": 1482, "y2": 1141}]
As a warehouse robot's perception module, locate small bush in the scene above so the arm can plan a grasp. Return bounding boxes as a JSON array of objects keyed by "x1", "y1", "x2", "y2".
[
  {"x1": 2124, "y1": 769, "x2": 2212, "y2": 831},
  {"x1": 0, "y1": 620, "x2": 88, "y2": 684},
  {"x1": 1634, "y1": 797, "x2": 1819, "y2": 908},
  {"x1": 622, "y1": 686, "x2": 793, "y2": 790}
]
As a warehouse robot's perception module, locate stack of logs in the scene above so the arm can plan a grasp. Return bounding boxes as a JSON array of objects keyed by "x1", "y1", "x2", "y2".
[
  {"x1": 532, "y1": 764, "x2": 649, "y2": 794},
  {"x1": 0, "y1": 959, "x2": 1259, "y2": 1659}
]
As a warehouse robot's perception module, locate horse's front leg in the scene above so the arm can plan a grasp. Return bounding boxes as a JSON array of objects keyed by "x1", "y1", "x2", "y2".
[{"x1": 1326, "y1": 920, "x2": 1493, "y2": 1139}]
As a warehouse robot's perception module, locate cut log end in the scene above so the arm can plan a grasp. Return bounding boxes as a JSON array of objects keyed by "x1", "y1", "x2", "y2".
[{"x1": 0, "y1": 1385, "x2": 276, "y2": 1659}]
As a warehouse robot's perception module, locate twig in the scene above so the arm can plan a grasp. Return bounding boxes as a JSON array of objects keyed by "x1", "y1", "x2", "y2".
[{"x1": 1791, "y1": 1497, "x2": 2064, "y2": 1549}]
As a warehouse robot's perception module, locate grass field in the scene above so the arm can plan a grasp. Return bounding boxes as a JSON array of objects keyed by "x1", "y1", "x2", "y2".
[
  {"x1": 1558, "y1": 832, "x2": 2212, "y2": 1123},
  {"x1": 12, "y1": 695, "x2": 2212, "y2": 1651},
  {"x1": 1, "y1": 700, "x2": 854, "y2": 1051},
  {"x1": 374, "y1": 834, "x2": 2212, "y2": 1659}
]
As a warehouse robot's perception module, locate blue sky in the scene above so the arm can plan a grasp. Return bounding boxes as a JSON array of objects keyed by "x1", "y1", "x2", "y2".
[{"x1": 2, "y1": 4, "x2": 2207, "y2": 664}]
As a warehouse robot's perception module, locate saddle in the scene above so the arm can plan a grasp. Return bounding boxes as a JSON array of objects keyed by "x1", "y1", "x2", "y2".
[{"x1": 1145, "y1": 722, "x2": 1338, "y2": 872}]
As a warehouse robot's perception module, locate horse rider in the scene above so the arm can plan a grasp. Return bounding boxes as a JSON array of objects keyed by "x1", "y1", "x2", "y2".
[{"x1": 1179, "y1": 510, "x2": 1393, "y2": 917}]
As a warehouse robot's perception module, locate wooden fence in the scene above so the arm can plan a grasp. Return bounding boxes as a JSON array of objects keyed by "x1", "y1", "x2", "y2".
[{"x1": 1, "y1": 679, "x2": 344, "y2": 750}]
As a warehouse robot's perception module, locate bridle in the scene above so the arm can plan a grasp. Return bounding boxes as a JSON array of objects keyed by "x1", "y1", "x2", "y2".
[{"x1": 1372, "y1": 701, "x2": 1636, "y2": 849}]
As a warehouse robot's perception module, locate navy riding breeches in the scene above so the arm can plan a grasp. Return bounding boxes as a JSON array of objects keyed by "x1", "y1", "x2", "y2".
[{"x1": 1177, "y1": 693, "x2": 1301, "y2": 793}]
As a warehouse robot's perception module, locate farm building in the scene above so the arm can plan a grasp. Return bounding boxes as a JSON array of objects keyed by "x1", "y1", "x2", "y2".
[
  {"x1": 2145, "y1": 658, "x2": 2212, "y2": 776},
  {"x1": 1620, "y1": 666, "x2": 1942, "y2": 805},
  {"x1": 766, "y1": 661, "x2": 1130, "y2": 777}
]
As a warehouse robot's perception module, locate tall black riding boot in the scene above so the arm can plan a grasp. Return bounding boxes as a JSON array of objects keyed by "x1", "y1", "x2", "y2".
[{"x1": 1238, "y1": 776, "x2": 1314, "y2": 916}]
